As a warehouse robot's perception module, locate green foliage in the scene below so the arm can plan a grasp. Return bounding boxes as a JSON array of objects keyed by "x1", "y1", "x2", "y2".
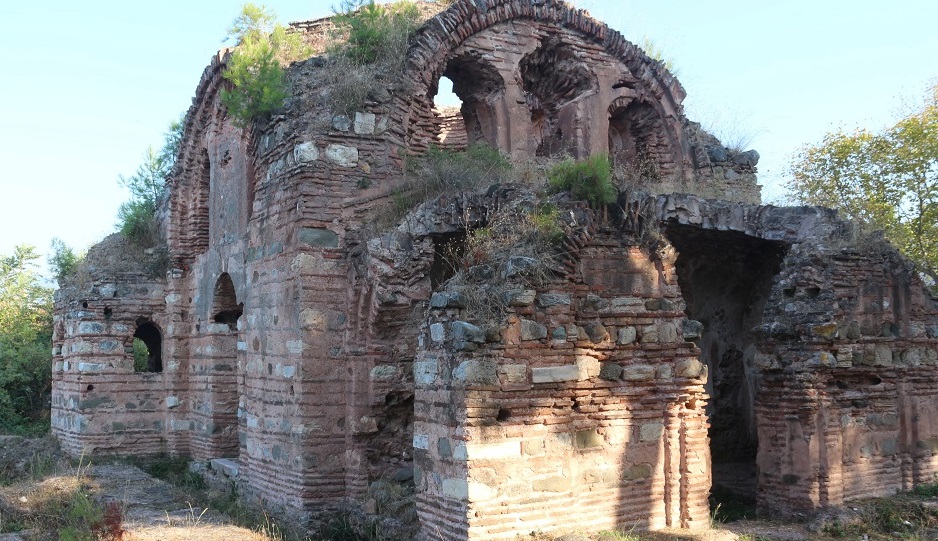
[
  {"x1": 131, "y1": 338, "x2": 149, "y2": 373},
  {"x1": 548, "y1": 154, "x2": 617, "y2": 207},
  {"x1": 48, "y1": 239, "x2": 84, "y2": 286},
  {"x1": 117, "y1": 146, "x2": 165, "y2": 244},
  {"x1": 0, "y1": 246, "x2": 53, "y2": 436},
  {"x1": 221, "y1": 4, "x2": 312, "y2": 127},
  {"x1": 788, "y1": 83, "x2": 938, "y2": 284},
  {"x1": 116, "y1": 117, "x2": 183, "y2": 246},
  {"x1": 395, "y1": 143, "x2": 512, "y2": 215},
  {"x1": 326, "y1": 1, "x2": 424, "y2": 115},
  {"x1": 332, "y1": 1, "x2": 422, "y2": 66}
]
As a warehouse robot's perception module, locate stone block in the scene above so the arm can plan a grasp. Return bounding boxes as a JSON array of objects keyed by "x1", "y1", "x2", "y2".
[
  {"x1": 675, "y1": 359, "x2": 704, "y2": 378},
  {"x1": 575, "y1": 429, "x2": 603, "y2": 448},
  {"x1": 503, "y1": 256, "x2": 538, "y2": 277},
  {"x1": 639, "y1": 325, "x2": 658, "y2": 343},
  {"x1": 453, "y1": 359, "x2": 498, "y2": 386},
  {"x1": 658, "y1": 322, "x2": 678, "y2": 343},
  {"x1": 599, "y1": 362, "x2": 623, "y2": 381},
  {"x1": 576, "y1": 356, "x2": 600, "y2": 379},
  {"x1": 551, "y1": 326, "x2": 567, "y2": 340},
  {"x1": 437, "y1": 438, "x2": 453, "y2": 459},
  {"x1": 617, "y1": 326, "x2": 637, "y2": 345},
  {"x1": 532, "y1": 365, "x2": 580, "y2": 383},
  {"x1": 467, "y1": 441, "x2": 520, "y2": 460},
  {"x1": 429, "y1": 323, "x2": 444, "y2": 343},
  {"x1": 538, "y1": 293, "x2": 571, "y2": 307},
  {"x1": 354, "y1": 112, "x2": 376, "y2": 134},
  {"x1": 370, "y1": 365, "x2": 400, "y2": 381},
  {"x1": 298, "y1": 227, "x2": 339, "y2": 248},
  {"x1": 332, "y1": 115, "x2": 351, "y2": 131},
  {"x1": 532, "y1": 475, "x2": 572, "y2": 493},
  {"x1": 623, "y1": 463, "x2": 653, "y2": 481},
  {"x1": 639, "y1": 422, "x2": 664, "y2": 442},
  {"x1": 430, "y1": 291, "x2": 467, "y2": 309},
  {"x1": 582, "y1": 322, "x2": 609, "y2": 343},
  {"x1": 78, "y1": 322, "x2": 104, "y2": 334},
  {"x1": 294, "y1": 142, "x2": 319, "y2": 163},
  {"x1": 77, "y1": 362, "x2": 106, "y2": 372},
  {"x1": 413, "y1": 434, "x2": 430, "y2": 450},
  {"x1": 166, "y1": 396, "x2": 181, "y2": 409},
  {"x1": 622, "y1": 364, "x2": 655, "y2": 381},
  {"x1": 451, "y1": 321, "x2": 485, "y2": 350},
  {"x1": 498, "y1": 364, "x2": 527, "y2": 383},
  {"x1": 414, "y1": 359, "x2": 437, "y2": 385},
  {"x1": 211, "y1": 458, "x2": 240, "y2": 478},
  {"x1": 519, "y1": 319, "x2": 547, "y2": 341},
  {"x1": 325, "y1": 144, "x2": 359, "y2": 167},
  {"x1": 502, "y1": 289, "x2": 536, "y2": 307},
  {"x1": 811, "y1": 322, "x2": 838, "y2": 340},
  {"x1": 682, "y1": 319, "x2": 704, "y2": 340}
]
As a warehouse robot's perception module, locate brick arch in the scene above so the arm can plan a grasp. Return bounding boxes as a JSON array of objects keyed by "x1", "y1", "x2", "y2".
[
  {"x1": 164, "y1": 50, "x2": 232, "y2": 268},
  {"x1": 608, "y1": 96, "x2": 685, "y2": 180},
  {"x1": 401, "y1": 0, "x2": 687, "y2": 154}
]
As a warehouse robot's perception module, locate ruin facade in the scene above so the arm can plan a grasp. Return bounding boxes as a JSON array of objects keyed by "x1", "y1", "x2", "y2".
[{"x1": 51, "y1": 1, "x2": 938, "y2": 539}]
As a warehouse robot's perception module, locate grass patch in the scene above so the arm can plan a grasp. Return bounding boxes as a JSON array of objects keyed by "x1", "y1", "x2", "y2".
[{"x1": 547, "y1": 154, "x2": 617, "y2": 207}]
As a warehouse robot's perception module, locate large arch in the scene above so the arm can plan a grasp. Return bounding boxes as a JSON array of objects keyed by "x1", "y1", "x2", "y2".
[{"x1": 400, "y1": 0, "x2": 688, "y2": 158}]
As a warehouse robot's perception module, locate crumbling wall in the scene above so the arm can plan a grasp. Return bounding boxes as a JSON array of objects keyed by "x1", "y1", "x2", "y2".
[
  {"x1": 754, "y1": 243, "x2": 938, "y2": 511},
  {"x1": 409, "y1": 193, "x2": 711, "y2": 539},
  {"x1": 51, "y1": 235, "x2": 175, "y2": 456}
]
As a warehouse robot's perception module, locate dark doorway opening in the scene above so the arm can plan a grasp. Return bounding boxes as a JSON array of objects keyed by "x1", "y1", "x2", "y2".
[
  {"x1": 212, "y1": 273, "x2": 243, "y2": 331},
  {"x1": 665, "y1": 223, "x2": 787, "y2": 520},
  {"x1": 133, "y1": 320, "x2": 163, "y2": 373}
]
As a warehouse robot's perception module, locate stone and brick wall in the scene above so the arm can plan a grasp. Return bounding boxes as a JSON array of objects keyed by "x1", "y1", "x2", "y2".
[{"x1": 50, "y1": 1, "x2": 938, "y2": 539}]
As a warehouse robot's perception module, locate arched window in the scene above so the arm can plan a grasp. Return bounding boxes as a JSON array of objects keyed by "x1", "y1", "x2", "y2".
[
  {"x1": 434, "y1": 52, "x2": 505, "y2": 149},
  {"x1": 133, "y1": 320, "x2": 163, "y2": 373},
  {"x1": 212, "y1": 273, "x2": 243, "y2": 331}
]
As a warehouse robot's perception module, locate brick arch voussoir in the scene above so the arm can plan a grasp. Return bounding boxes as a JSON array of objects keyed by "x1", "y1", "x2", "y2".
[{"x1": 403, "y1": 0, "x2": 685, "y2": 116}]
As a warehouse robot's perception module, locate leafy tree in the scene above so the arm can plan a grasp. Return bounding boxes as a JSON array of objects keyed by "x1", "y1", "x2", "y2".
[
  {"x1": 0, "y1": 245, "x2": 53, "y2": 435},
  {"x1": 116, "y1": 116, "x2": 184, "y2": 244},
  {"x1": 49, "y1": 238, "x2": 85, "y2": 285},
  {"x1": 788, "y1": 83, "x2": 938, "y2": 283},
  {"x1": 221, "y1": 4, "x2": 312, "y2": 127}
]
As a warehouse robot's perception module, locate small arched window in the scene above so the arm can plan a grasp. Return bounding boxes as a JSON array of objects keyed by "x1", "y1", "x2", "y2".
[
  {"x1": 212, "y1": 273, "x2": 243, "y2": 331},
  {"x1": 133, "y1": 320, "x2": 163, "y2": 373}
]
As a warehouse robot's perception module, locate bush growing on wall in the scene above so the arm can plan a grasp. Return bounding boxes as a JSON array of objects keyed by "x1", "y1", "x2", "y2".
[
  {"x1": 221, "y1": 4, "x2": 311, "y2": 127},
  {"x1": 547, "y1": 154, "x2": 617, "y2": 207}
]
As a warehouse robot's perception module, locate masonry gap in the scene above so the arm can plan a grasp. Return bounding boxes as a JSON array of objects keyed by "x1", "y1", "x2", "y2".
[
  {"x1": 520, "y1": 37, "x2": 597, "y2": 157},
  {"x1": 609, "y1": 101, "x2": 672, "y2": 182},
  {"x1": 133, "y1": 321, "x2": 163, "y2": 373},
  {"x1": 429, "y1": 233, "x2": 467, "y2": 289},
  {"x1": 212, "y1": 273, "x2": 243, "y2": 331},
  {"x1": 437, "y1": 53, "x2": 505, "y2": 149},
  {"x1": 664, "y1": 223, "x2": 788, "y2": 518}
]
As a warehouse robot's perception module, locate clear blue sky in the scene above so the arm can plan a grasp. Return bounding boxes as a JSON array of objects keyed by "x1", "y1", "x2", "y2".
[{"x1": 1, "y1": 1, "x2": 935, "y2": 276}]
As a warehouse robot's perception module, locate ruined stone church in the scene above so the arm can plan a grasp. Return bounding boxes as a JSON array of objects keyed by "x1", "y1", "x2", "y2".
[{"x1": 51, "y1": 1, "x2": 938, "y2": 539}]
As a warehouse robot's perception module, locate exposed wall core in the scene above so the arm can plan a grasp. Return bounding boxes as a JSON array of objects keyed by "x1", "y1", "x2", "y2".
[
  {"x1": 609, "y1": 100, "x2": 677, "y2": 180},
  {"x1": 520, "y1": 37, "x2": 597, "y2": 156},
  {"x1": 665, "y1": 224, "x2": 787, "y2": 503}
]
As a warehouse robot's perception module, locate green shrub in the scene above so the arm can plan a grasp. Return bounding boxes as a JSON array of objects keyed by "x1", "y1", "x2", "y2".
[
  {"x1": 333, "y1": 1, "x2": 421, "y2": 66},
  {"x1": 325, "y1": 1, "x2": 425, "y2": 115},
  {"x1": 221, "y1": 4, "x2": 312, "y2": 127},
  {"x1": 48, "y1": 239, "x2": 84, "y2": 286},
  {"x1": 547, "y1": 154, "x2": 617, "y2": 206},
  {"x1": 395, "y1": 143, "x2": 512, "y2": 215}
]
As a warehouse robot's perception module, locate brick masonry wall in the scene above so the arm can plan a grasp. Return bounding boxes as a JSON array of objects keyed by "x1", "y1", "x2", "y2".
[{"x1": 414, "y1": 231, "x2": 711, "y2": 540}]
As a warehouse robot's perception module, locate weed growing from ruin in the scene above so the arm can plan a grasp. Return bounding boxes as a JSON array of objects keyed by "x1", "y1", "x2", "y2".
[
  {"x1": 324, "y1": 1, "x2": 436, "y2": 115},
  {"x1": 547, "y1": 154, "x2": 617, "y2": 207},
  {"x1": 221, "y1": 4, "x2": 313, "y2": 127}
]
